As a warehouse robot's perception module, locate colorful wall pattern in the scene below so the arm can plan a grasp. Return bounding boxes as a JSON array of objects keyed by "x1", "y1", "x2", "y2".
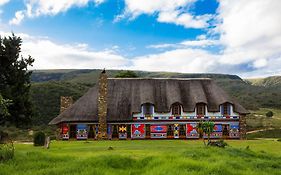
[
  {"x1": 62, "y1": 124, "x2": 69, "y2": 139},
  {"x1": 229, "y1": 122, "x2": 240, "y2": 138},
  {"x1": 186, "y1": 123, "x2": 199, "y2": 138},
  {"x1": 173, "y1": 124, "x2": 179, "y2": 138},
  {"x1": 150, "y1": 125, "x2": 167, "y2": 138},
  {"x1": 77, "y1": 124, "x2": 88, "y2": 139},
  {"x1": 132, "y1": 124, "x2": 145, "y2": 139},
  {"x1": 118, "y1": 124, "x2": 127, "y2": 139}
]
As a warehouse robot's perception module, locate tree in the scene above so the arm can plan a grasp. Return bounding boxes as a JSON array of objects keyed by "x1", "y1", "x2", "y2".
[
  {"x1": 266, "y1": 111, "x2": 274, "y2": 118},
  {"x1": 0, "y1": 94, "x2": 12, "y2": 120},
  {"x1": 0, "y1": 34, "x2": 34, "y2": 127},
  {"x1": 197, "y1": 121, "x2": 215, "y2": 146},
  {"x1": 115, "y1": 70, "x2": 138, "y2": 78}
]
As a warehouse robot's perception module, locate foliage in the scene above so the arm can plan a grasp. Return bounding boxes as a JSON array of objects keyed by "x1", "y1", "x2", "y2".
[
  {"x1": 208, "y1": 140, "x2": 228, "y2": 148},
  {"x1": 0, "y1": 94, "x2": 12, "y2": 122},
  {"x1": 0, "y1": 34, "x2": 34, "y2": 127},
  {"x1": 115, "y1": 70, "x2": 138, "y2": 78},
  {"x1": 265, "y1": 111, "x2": 274, "y2": 118},
  {"x1": 0, "y1": 140, "x2": 280, "y2": 175},
  {"x1": 30, "y1": 81, "x2": 91, "y2": 125},
  {"x1": 0, "y1": 142, "x2": 14, "y2": 162},
  {"x1": 197, "y1": 121, "x2": 215, "y2": 146},
  {"x1": 0, "y1": 132, "x2": 14, "y2": 162},
  {"x1": 33, "y1": 131, "x2": 46, "y2": 146},
  {"x1": 247, "y1": 129, "x2": 281, "y2": 139}
]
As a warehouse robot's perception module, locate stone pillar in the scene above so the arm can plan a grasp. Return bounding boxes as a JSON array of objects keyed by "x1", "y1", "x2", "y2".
[
  {"x1": 97, "y1": 69, "x2": 108, "y2": 139},
  {"x1": 60, "y1": 96, "x2": 73, "y2": 113},
  {"x1": 239, "y1": 114, "x2": 247, "y2": 139}
]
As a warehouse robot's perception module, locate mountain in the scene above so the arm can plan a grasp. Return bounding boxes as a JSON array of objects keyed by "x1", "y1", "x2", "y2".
[
  {"x1": 29, "y1": 69, "x2": 281, "y2": 125},
  {"x1": 246, "y1": 76, "x2": 281, "y2": 87}
]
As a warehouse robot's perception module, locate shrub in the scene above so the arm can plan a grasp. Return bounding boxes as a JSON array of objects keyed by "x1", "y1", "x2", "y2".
[
  {"x1": 33, "y1": 131, "x2": 45, "y2": 146},
  {"x1": 0, "y1": 143, "x2": 14, "y2": 162},
  {"x1": 208, "y1": 140, "x2": 228, "y2": 148},
  {"x1": 266, "y1": 111, "x2": 274, "y2": 118}
]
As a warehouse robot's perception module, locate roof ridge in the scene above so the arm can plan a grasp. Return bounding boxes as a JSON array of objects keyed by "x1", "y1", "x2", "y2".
[{"x1": 108, "y1": 78, "x2": 213, "y2": 80}]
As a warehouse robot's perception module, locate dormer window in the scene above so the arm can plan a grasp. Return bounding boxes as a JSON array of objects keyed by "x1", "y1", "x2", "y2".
[
  {"x1": 142, "y1": 103, "x2": 153, "y2": 115},
  {"x1": 172, "y1": 103, "x2": 181, "y2": 115},
  {"x1": 196, "y1": 103, "x2": 206, "y2": 115},
  {"x1": 222, "y1": 103, "x2": 231, "y2": 115}
]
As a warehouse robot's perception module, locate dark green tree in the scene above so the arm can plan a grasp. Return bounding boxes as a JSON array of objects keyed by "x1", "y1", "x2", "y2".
[
  {"x1": 0, "y1": 34, "x2": 34, "y2": 127},
  {"x1": 266, "y1": 111, "x2": 274, "y2": 118},
  {"x1": 115, "y1": 70, "x2": 138, "y2": 78}
]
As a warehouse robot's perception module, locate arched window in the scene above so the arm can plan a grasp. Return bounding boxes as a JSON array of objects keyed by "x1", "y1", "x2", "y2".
[
  {"x1": 196, "y1": 103, "x2": 206, "y2": 115},
  {"x1": 172, "y1": 103, "x2": 181, "y2": 115},
  {"x1": 142, "y1": 103, "x2": 153, "y2": 115},
  {"x1": 221, "y1": 103, "x2": 231, "y2": 115}
]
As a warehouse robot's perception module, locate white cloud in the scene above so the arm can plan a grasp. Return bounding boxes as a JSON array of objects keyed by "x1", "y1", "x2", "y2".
[
  {"x1": 9, "y1": 0, "x2": 105, "y2": 25},
  {"x1": 148, "y1": 38, "x2": 219, "y2": 49},
  {"x1": 217, "y1": 0, "x2": 281, "y2": 66},
  {"x1": 0, "y1": 33, "x2": 130, "y2": 69},
  {"x1": 9, "y1": 10, "x2": 25, "y2": 25},
  {"x1": 116, "y1": 0, "x2": 213, "y2": 29},
  {"x1": 0, "y1": 0, "x2": 9, "y2": 6},
  {"x1": 130, "y1": 48, "x2": 219, "y2": 73}
]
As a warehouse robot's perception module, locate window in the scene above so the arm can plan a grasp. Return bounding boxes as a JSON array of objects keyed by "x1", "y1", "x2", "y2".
[
  {"x1": 179, "y1": 125, "x2": 186, "y2": 137},
  {"x1": 223, "y1": 103, "x2": 230, "y2": 115},
  {"x1": 196, "y1": 103, "x2": 206, "y2": 115},
  {"x1": 142, "y1": 103, "x2": 153, "y2": 115},
  {"x1": 172, "y1": 104, "x2": 181, "y2": 115},
  {"x1": 167, "y1": 125, "x2": 173, "y2": 136}
]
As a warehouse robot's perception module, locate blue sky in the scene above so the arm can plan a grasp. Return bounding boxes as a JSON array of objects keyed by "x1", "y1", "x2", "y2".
[{"x1": 1, "y1": 0, "x2": 281, "y2": 78}]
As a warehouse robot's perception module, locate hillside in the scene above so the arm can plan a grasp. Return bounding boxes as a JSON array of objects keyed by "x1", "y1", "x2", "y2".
[
  {"x1": 29, "y1": 69, "x2": 281, "y2": 126},
  {"x1": 246, "y1": 76, "x2": 281, "y2": 87}
]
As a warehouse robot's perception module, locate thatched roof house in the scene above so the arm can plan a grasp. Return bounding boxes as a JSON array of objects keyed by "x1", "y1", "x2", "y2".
[{"x1": 49, "y1": 71, "x2": 249, "y2": 140}]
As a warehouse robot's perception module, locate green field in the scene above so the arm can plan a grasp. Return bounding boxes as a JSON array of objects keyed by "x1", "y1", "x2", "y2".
[{"x1": 1, "y1": 140, "x2": 281, "y2": 175}]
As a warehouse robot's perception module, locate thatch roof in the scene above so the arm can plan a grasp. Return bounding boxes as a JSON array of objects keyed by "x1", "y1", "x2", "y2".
[{"x1": 49, "y1": 78, "x2": 249, "y2": 125}]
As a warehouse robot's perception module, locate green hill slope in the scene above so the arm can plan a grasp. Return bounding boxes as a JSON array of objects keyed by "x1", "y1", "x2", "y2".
[{"x1": 246, "y1": 76, "x2": 281, "y2": 87}]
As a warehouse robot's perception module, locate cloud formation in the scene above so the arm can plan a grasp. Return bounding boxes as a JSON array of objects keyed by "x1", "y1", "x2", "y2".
[
  {"x1": 9, "y1": 0, "x2": 104, "y2": 25},
  {"x1": 0, "y1": 0, "x2": 9, "y2": 6},
  {"x1": 115, "y1": 0, "x2": 213, "y2": 29}
]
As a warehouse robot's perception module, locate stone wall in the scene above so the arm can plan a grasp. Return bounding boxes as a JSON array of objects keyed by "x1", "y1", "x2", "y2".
[
  {"x1": 60, "y1": 96, "x2": 73, "y2": 113},
  {"x1": 97, "y1": 70, "x2": 108, "y2": 139},
  {"x1": 239, "y1": 114, "x2": 247, "y2": 139}
]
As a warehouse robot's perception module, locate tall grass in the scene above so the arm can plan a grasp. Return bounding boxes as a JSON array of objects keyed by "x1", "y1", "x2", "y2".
[{"x1": 0, "y1": 140, "x2": 280, "y2": 175}]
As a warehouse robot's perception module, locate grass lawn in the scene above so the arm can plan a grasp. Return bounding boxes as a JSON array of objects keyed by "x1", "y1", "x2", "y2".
[{"x1": 1, "y1": 140, "x2": 281, "y2": 175}]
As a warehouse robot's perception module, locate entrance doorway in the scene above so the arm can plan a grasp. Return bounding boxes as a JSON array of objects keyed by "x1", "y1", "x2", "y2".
[
  {"x1": 88, "y1": 125, "x2": 95, "y2": 139},
  {"x1": 222, "y1": 124, "x2": 229, "y2": 137},
  {"x1": 69, "y1": 124, "x2": 77, "y2": 139}
]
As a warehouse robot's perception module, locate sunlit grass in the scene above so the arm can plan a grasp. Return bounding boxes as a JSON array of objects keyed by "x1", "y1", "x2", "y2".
[{"x1": 0, "y1": 140, "x2": 281, "y2": 175}]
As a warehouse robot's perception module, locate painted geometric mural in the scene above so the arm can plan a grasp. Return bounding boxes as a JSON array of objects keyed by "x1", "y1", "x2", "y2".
[
  {"x1": 118, "y1": 124, "x2": 127, "y2": 139},
  {"x1": 77, "y1": 124, "x2": 88, "y2": 139},
  {"x1": 173, "y1": 124, "x2": 179, "y2": 138},
  {"x1": 150, "y1": 125, "x2": 167, "y2": 138},
  {"x1": 132, "y1": 124, "x2": 145, "y2": 139},
  {"x1": 62, "y1": 124, "x2": 69, "y2": 139},
  {"x1": 229, "y1": 122, "x2": 240, "y2": 138},
  {"x1": 186, "y1": 123, "x2": 199, "y2": 138}
]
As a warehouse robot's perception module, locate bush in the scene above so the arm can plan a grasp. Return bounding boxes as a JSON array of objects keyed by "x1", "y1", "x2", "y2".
[
  {"x1": 265, "y1": 111, "x2": 274, "y2": 118},
  {"x1": 208, "y1": 140, "x2": 228, "y2": 148},
  {"x1": 0, "y1": 143, "x2": 14, "y2": 162},
  {"x1": 33, "y1": 131, "x2": 45, "y2": 146}
]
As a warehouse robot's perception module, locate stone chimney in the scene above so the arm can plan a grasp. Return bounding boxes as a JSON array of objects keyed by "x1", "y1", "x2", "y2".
[
  {"x1": 60, "y1": 96, "x2": 73, "y2": 113},
  {"x1": 97, "y1": 69, "x2": 108, "y2": 139}
]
